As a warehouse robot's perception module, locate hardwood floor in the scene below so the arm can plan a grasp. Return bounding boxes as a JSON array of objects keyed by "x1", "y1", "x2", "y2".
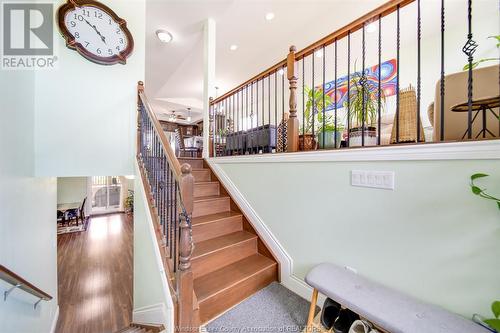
[{"x1": 56, "y1": 213, "x2": 133, "y2": 333}]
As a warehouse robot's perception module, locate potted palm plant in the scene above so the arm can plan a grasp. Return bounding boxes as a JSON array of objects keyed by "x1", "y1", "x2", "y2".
[
  {"x1": 317, "y1": 111, "x2": 345, "y2": 149},
  {"x1": 344, "y1": 71, "x2": 385, "y2": 147},
  {"x1": 301, "y1": 86, "x2": 333, "y2": 150}
]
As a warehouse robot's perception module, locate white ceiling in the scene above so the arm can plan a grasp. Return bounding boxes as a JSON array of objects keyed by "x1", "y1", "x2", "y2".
[{"x1": 145, "y1": 0, "x2": 498, "y2": 124}]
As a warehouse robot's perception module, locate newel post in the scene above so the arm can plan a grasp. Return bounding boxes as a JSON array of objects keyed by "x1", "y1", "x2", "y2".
[
  {"x1": 209, "y1": 97, "x2": 214, "y2": 158},
  {"x1": 177, "y1": 163, "x2": 195, "y2": 330},
  {"x1": 287, "y1": 46, "x2": 299, "y2": 152},
  {"x1": 137, "y1": 81, "x2": 144, "y2": 159}
]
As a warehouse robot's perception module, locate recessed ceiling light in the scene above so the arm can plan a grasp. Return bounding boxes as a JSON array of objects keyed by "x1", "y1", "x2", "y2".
[
  {"x1": 230, "y1": 44, "x2": 238, "y2": 51},
  {"x1": 366, "y1": 22, "x2": 377, "y2": 33},
  {"x1": 156, "y1": 29, "x2": 173, "y2": 43},
  {"x1": 265, "y1": 12, "x2": 275, "y2": 21}
]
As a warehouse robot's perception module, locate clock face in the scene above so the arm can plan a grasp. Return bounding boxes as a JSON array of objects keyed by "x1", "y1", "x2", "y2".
[{"x1": 58, "y1": 1, "x2": 134, "y2": 65}]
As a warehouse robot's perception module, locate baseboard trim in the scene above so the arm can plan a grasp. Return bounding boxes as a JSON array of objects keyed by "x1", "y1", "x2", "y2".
[
  {"x1": 208, "y1": 161, "x2": 320, "y2": 305},
  {"x1": 132, "y1": 303, "x2": 168, "y2": 331},
  {"x1": 50, "y1": 305, "x2": 59, "y2": 333}
]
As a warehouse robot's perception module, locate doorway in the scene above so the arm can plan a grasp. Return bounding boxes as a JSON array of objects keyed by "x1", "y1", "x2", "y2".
[{"x1": 90, "y1": 176, "x2": 123, "y2": 214}]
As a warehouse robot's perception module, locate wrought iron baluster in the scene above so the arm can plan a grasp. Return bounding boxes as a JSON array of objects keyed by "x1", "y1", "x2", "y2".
[
  {"x1": 302, "y1": 58, "x2": 305, "y2": 140},
  {"x1": 334, "y1": 38, "x2": 338, "y2": 149},
  {"x1": 322, "y1": 45, "x2": 326, "y2": 148},
  {"x1": 396, "y1": 4, "x2": 401, "y2": 144},
  {"x1": 312, "y1": 52, "x2": 315, "y2": 139},
  {"x1": 440, "y1": 0, "x2": 446, "y2": 141},
  {"x1": 378, "y1": 15, "x2": 382, "y2": 146},
  {"x1": 362, "y1": 23, "x2": 366, "y2": 147},
  {"x1": 275, "y1": 70, "x2": 278, "y2": 153},
  {"x1": 347, "y1": 31, "x2": 351, "y2": 147},
  {"x1": 463, "y1": 0, "x2": 476, "y2": 139},
  {"x1": 417, "y1": 0, "x2": 422, "y2": 142}
]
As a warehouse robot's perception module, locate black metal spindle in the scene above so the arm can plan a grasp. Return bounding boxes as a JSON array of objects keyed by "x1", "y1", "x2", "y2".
[
  {"x1": 463, "y1": 0, "x2": 476, "y2": 139},
  {"x1": 334, "y1": 38, "x2": 338, "y2": 149},
  {"x1": 396, "y1": 5, "x2": 401, "y2": 144},
  {"x1": 362, "y1": 23, "x2": 366, "y2": 147},
  {"x1": 322, "y1": 45, "x2": 326, "y2": 148},
  {"x1": 256, "y1": 80, "x2": 259, "y2": 154},
  {"x1": 173, "y1": 182, "x2": 178, "y2": 272},
  {"x1": 347, "y1": 31, "x2": 351, "y2": 147},
  {"x1": 282, "y1": 66, "x2": 285, "y2": 151},
  {"x1": 302, "y1": 58, "x2": 305, "y2": 139},
  {"x1": 262, "y1": 78, "x2": 265, "y2": 153},
  {"x1": 312, "y1": 52, "x2": 315, "y2": 139},
  {"x1": 417, "y1": 0, "x2": 422, "y2": 142},
  {"x1": 275, "y1": 71, "x2": 278, "y2": 153},
  {"x1": 440, "y1": 0, "x2": 445, "y2": 141},
  {"x1": 268, "y1": 75, "x2": 271, "y2": 152},
  {"x1": 378, "y1": 15, "x2": 382, "y2": 146}
]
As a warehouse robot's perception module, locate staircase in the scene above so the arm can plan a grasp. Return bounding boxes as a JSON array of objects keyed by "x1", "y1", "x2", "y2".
[{"x1": 179, "y1": 157, "x2": 278, "y2": 324}]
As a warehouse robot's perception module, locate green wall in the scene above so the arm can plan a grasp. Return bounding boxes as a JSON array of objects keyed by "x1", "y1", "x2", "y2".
[{"x1": 216, "y1": 158, "x2": 500, "y2": 318}]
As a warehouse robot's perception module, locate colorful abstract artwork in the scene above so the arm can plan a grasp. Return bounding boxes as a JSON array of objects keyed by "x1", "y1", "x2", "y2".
[{"x1": 322, "y1": 58, "x2": 398, "y2": 111}]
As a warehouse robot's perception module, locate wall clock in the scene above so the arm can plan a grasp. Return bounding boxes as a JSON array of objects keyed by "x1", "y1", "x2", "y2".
[{"x1": 57, "y1": 0, "x2": 134, "y2": 65}]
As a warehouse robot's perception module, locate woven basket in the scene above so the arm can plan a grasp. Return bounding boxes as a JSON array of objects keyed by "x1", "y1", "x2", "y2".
[{"x1": 390, "y1": 85, "x2": 425, "y2": 143}]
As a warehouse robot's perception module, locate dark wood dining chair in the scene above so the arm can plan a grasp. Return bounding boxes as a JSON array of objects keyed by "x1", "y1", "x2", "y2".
[
  {"x1": 77, "y1": 197, "x2": 87, "y2": 225},
  {"x1": 175, "y1": 129, "x2": 199, "y2": 158}
]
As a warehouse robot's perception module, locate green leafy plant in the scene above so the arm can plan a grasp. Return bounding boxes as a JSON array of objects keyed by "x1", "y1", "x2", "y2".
[
  {"x1": 463, "y1": 35, "x2": 500, "y2": 70},
  {"x1": 124, "y1": 189, "x2": 134, "y2": 213},
  {"x1": 317, "y1": 110, "x2": 345, "y2": 133},
  {"x1": 470, "y1": 173, "x2": 500, "y2": 210},
  {"x1": 301, "y1": 86, "x2": 333, "y2": 135},
  {"x1": 344, "y1": 71, "x2": 386, "y2": 128},
  {"x1": 484, "y1": 301, "x2": 500, "y2": 332}
]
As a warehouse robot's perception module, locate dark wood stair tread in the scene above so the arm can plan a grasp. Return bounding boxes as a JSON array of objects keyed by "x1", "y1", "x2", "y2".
[
  {"x1": 192, "y1": 211, "x2": 242, "y2": 226},
  {"x1": 194, "y1": 254, "x2": 277, "y2": 303},
  {"x1": 192, "y1": 231, "x2": 256, "y2": 260}
]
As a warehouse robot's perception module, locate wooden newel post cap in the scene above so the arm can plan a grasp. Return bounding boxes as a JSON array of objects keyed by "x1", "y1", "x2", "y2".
[
  {"x1": 181, "y1": 163, "x2": 192, "y2": 175},
  {"x1": 289, "y1": 45, "x2": 297, "y2": 53}
]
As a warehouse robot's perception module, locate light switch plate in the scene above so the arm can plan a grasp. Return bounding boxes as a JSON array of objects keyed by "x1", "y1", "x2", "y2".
[{"x1": 351, "y1": 170, "x2": 395, "y2": 190}]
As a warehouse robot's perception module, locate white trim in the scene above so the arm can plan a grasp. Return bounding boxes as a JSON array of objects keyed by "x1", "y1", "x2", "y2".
[
  {"x1": 208, "y1": 161, "x2": 321, "y2": 305},
  {"x1": 209, "y1": 140, "x2": 500, "y2": 164},
  {"x1": 135, "y1": 162, "x2": 174, "y2": 333},
  {"x1": 49, "y1": 305, "x2": 59, "y2": 333},
  {"x1": 132, "y1": 303, "x2": 168, "y2": 332}
]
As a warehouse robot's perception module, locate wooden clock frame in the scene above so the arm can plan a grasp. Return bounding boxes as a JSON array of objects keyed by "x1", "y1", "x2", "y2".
[{"x1": 57, "y1": 0, "x2": 134, "y2": 65}]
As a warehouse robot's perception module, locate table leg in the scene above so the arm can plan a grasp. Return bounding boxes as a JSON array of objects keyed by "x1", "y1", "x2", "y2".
[{"x1": 307, "y1": 288, "x2": 319, "y2": 331}]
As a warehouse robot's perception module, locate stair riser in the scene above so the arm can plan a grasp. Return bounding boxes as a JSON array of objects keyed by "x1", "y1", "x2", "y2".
[
  {"x1": 198, "y1": 264, "x2": 277, "y2": 324},
  {"x1": 192, "y1": 238, "x2": 257, "y2": 279},
  {"x1": 193, "y1": 198, "x2": 230, "y2": 217},
  {"x1": 179, "y1": 159, "x2": 204, "y2": 169},
  {"x1": 193, "y1": 170, "x2": 210, "y2": 182},
  {"x1": 194, "y1": 183, "x2": 220, "y2": 198},
  {"x1": 192, "y1": 217, "x2": 243, "y2": 243}
]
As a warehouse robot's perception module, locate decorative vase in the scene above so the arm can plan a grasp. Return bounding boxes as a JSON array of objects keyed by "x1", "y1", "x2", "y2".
[
  {"x1": 349, "y1": 126, "x2": 377, "y2": 147},
  {"x1": 299, "y1": 134, "x2": 317, "y2": 151},
  {"x1": 317, "y1": 131, "x2": 342, "y2": 149}
]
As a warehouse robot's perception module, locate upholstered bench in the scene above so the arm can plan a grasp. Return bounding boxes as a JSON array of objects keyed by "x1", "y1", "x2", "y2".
[{"x1": 305, "y1": 263, "x2": 489, "y2": 333}]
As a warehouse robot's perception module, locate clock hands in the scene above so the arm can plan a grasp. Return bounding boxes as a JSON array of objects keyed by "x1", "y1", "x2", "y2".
[{"x1": 83, "y1": 18, "x2": 107, "y2": 45}]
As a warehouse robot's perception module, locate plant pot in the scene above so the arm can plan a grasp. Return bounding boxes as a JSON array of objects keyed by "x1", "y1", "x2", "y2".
[
  {"x1": 317, "y1": 131, "x2": 342, "y2": 149},
  {"x1": 299, "y1": 134, "x2": 317, "y2": 151},
  {"x1": 348, "y1": 126, "x2": 377, "y2": 147}
]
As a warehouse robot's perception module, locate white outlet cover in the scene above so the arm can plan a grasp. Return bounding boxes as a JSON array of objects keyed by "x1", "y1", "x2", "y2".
[{"x1": 351, "y1": 170, "x2": 395, "y2": 190}]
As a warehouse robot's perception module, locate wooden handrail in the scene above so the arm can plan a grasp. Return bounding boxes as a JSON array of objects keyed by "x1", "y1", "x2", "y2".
[
  {"x1": 0, "y1": 265, "x2": 52, "y2": 305},
  {"x1": 210, "y1": 0, "x2": 415, "y2": 105},
  {"x1": 137, "y1": 82, "x2": 183, "y2": 182}
]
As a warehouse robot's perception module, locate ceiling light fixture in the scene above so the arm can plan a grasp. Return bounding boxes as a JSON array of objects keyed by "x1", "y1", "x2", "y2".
[
  {"x1": 366, "y1": 22, "x2": 377, "y2": 33},
  {"x1": 186, "y1": 108, "x2": 192, "y2": 122},
  {"x1": 230, "y1": 44, "x2": 238, "y2": 51},
  {"x1": 156, "y1": 29, "x2": 173, "y2": 43},
  {"x1": 265, "y1": 12, "x2": 275, "y2": 21}
]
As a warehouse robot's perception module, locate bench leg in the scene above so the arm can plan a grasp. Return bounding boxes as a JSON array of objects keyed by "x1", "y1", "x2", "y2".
[{"x1": 307, "y1": 288, "x2": 319, "y2": 331}]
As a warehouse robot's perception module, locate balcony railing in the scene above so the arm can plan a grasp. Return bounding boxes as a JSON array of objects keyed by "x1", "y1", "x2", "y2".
[{"x1": 209, "y1": 0, "x2": 499, "y2": 157}]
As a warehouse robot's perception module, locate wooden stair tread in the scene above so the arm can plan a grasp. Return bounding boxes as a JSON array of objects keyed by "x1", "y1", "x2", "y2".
[
  {"x1": 194, "y1": 254, "x2": 276, "y2": 302},
  {"x1": 192, "y1": 231, "x2": 256, "y2": 259},
  {"x1": 192, "y1": 211, "x2": 242, "y2": 226},
  {"x1": 194, "y1": 195, "x2": 229, "y2": 202}
]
